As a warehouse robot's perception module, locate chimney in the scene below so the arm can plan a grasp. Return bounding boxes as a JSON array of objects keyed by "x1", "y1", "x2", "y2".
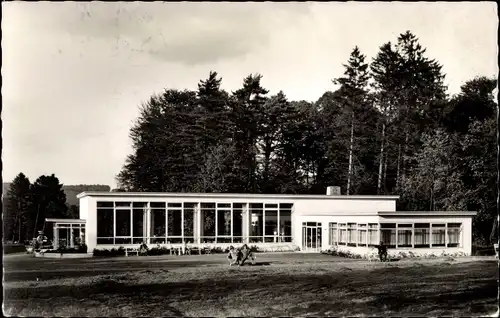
[{"x1": 326, "y1": 186, "x2": 341, "y2": 195}]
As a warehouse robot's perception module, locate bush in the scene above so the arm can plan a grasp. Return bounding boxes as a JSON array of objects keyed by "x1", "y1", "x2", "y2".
[
  {"x1": 148, "y1": 246, "x2": 170, "y2": 256},
  {"x1": 93, "y1": 246, "x2": 126, "y2": 257}
]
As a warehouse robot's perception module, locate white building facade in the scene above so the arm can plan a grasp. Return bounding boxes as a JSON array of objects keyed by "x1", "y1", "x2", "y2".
[{"x1": 77, "y1": 191, "x2": 476, "y2": 255}]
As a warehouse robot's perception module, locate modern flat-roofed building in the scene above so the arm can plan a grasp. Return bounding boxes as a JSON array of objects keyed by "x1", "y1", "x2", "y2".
[{"x1": 72, "y1": 187, "x2": 476, "y2": 255}]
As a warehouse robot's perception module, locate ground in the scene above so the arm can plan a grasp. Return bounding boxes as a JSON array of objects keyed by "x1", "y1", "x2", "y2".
[{"x1": 3, "y1": 253, "x2": 499, "y2": 317}]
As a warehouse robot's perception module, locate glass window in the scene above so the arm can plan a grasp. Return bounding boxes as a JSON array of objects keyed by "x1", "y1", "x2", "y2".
[
  {"x1": 265, "y1": 209, "x2": 278, "y2": 236},
  {"x1": 250, "y1": 203, "x2": 263, "y2": 237},
  {"x1": 217, "y1": 208, "x2": 232, "y2": 236},
  {"x1": 168, "y1": 208, "x2": 182, "y2": 237},
  {"x1": 115, "y1": 209, "x2": 131, "y2": 236},
  {"x1": 447, "y1": 223, "x2": 461, "y2": 247},
  {"x1": 183, "y1": 203, "x2": 196, "y2": 238},
  {"x1": 232, "y1": 203, "x2": 244, "y2": 237},
  {"x1": 432, "y1": 224, "x2": 446, "y2": 247},
  {"x1": 168, "y1": 203, "x2": 182, "y2": 208},
  {"x1": 201, "y1": 203, "x2": 215, "y2": 237},
  {"x1": 150, "y1": 207, "x2": 166, "y2": 243},
  {"x1": 132, "y1": 208, "x2": 144, "y2": 243},
  {"x1": 397, "y1": 225, "x2": 412, "y2": 248},
  {"x1": 347, "y1": 223, "x2": 356, "y2": 246},
  {"x1": 380, "y1": 223, "x2": 396, "y2": 247},
  {"x1": 368, "y1": 223, "x2": 378, "y2": 246},
  {"x1": 97, "y1": 201, "x2": 113, "y2": 208},
  {"x1": 97, "y1": 208, "x2": 113, "y2": 238},
  {"x1": 150, "y1": 202, "x2": 166, "y2": 208},
  {"x1": 414, "y1": 223, "x2": 430, "y2": 248},
  {"x1": 329, "y1": 223, "x2": 337, "y2": 245},
  {"x1": 115, "y1": 202, "x2": 131, "y2": 207}
]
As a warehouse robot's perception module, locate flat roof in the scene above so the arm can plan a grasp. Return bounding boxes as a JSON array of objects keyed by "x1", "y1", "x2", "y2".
[
  {"x1": 77, "y1": 191, "x2": 400, "y2": 201},
  {"x1": 378, "y1": 211, "x2": 477, "y2": 217},
  {"x1": 45, "y1": 218, "x2": 86, "y2": 223}
]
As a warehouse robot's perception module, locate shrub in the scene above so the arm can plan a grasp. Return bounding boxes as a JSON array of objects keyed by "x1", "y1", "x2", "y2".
[{"x1": 93, "y1": 246, "x2": 126, "y2": 257}]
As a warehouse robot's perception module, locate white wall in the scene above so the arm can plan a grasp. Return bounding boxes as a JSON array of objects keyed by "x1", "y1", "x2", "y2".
[
  {"x1": 79, "y1": 196, "x2": 97, "y2": 252},
  {"x1": 294, "y1": 198, "x2": 396, "y2": 216}
]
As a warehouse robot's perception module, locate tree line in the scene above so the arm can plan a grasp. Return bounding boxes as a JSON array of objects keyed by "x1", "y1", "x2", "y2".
[
  {"x1": 3, "y1": 174, "x2": 110, "y2": 243},
  {"x1": 117, "y1": 31, "x2": 497, "y2": 245}
]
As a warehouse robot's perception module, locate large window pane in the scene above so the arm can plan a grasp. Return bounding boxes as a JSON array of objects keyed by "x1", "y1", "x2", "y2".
[
  {"x1": 168, "y1": 209, "x2": 182, "y2": 236},
  {"x1": 329, "y1": 223, "x2": 337, "y2": 245},
  {"x1": 97, "y1": 208, "x2": 114, "y2": 238},
  {"x1": 380, "y1": 223, "x2": 396, "y2": 247},
  {"x1": 432, "y1": 224, "x2": 445, "y2": 246},
  {"x1": 250, "y1": 203, "x2": 263, "y2": 237},
  {"x1": 201, "y1": 203, "x2": 215, "y2": 238},
  {"x1": 447, "y1": 223, "x2": 461, "y2": 247},
  {"x1": 150, "y1": 208, "x2": 166, "y2": 243},
  {"x1": 115, "y1": 209, "x2": 131, "y2": 236},
  {"x1": 347, "y1": 223, "x2": 356, "y2": 246},
  {"x1": 217, "y1": 208, "x2": 231, "y2": 236},
  {"x1": 132, "y1": 208, "x2": 144, "y2": 244},
  {"x1": 279, "y1": 204, "x2": 292, "y2": 242},
  {"x1": 414, "y1": 223, "x2": 430, "y2": 247},
  {"x1": 368, "y1": 223, "x2": 378, "y2": 246},
  {"x1": 232, "y1": 203, "x2": 244, "y2": 237},
  {"x1": 265, "y1": 209, "x2": 278, "y2": 236},
  {"x1": 183, "y1": 203, "x2": 196, "y2": 239},
  {"x1": 397, "y1": 229, "x2": 412, "y2": 247},
  {"x1": 338, "y1": 223, "x2": 347, "y2": 245}
]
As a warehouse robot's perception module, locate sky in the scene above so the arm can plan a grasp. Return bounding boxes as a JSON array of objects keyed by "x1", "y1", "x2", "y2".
[{"x1": 2, "y1": 2, "x2": 498, "y2": 189}]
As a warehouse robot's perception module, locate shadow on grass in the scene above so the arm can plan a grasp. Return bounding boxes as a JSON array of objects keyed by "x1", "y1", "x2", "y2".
[{"x1": 4, "y1": 261, "x2": 498, "y2": 317}]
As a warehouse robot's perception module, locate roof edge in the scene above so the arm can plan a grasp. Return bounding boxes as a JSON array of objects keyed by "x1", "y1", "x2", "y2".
[{"x1": 77, "y1": 191, "x2": 400, "y2": 200}]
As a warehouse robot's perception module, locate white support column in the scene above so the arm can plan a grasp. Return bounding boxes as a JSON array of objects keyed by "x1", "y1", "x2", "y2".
[
  {"x1": 53, "y1": 225, "x2": 59, "y2": 249},
  {"x1": 277, "y1": 205, "x2": 281, "y2": 239},
  {"x1": 197, "y1": 203, "x2": 202, "y2": 244},
  {"x1": 230, "y1": 203, "x2": 233, "y2": 243},
  {"x1": 70, "y1": 224, "x2": 74, "y2": 248},
  {"x1": 411, "y1": 224, "x2": 415, "y2": 248},
  {"x1": 429, "y1": 223, "x2": 433, "y2": 248},
  {"x1": 395, "y1": 224, "x2": 398, "y2": 249},
  {"x1": 263, "y1": 208, "x2": 266, "y2": 241},
  {"x1": 130, "y1": 208, "x2": 133, "y2": 244},
  {"x1": 215, "y1": 205, "x2": 218, "y2": 243},
  {"x1": 165, "y1": 206, "x2": 169, "y2": 243},
  {"x1": 181, "y1": 203, "x2": 184, "y2": 242},
  {"x1": 146, "y1": 203, "x2": 151, "y2": 244},
  {"x1": 445, "y1": 223, "x2": 448, "y2": 248},
  {"x1": 113, "y1": 208, "x2": 116, "y2": 245}
]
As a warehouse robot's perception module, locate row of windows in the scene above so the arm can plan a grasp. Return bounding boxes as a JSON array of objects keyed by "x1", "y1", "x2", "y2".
[
  {"x1": 329, "y1": 222, "x2": 462, "y2": 248},
  {"x1": 96, "y1": 201, "x2": 293, "y2": 245}
]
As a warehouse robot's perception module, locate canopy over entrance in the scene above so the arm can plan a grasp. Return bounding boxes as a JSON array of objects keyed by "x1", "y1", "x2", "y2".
[{"x1": 45, "y1": 218, "x2": 86, "y2": 249}]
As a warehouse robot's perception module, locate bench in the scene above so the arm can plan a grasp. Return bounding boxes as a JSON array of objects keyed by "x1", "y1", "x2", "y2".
[{"x1": 125, "y1": 247, "x2": 139, "y2": 257}]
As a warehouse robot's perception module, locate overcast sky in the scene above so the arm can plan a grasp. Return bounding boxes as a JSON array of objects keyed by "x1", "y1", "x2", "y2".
[{"x1": 2, "y1": 2, "x2": 498, "y2": 189}]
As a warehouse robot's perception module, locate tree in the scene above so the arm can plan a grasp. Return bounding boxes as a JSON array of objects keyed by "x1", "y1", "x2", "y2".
[
  {"x1": 117, "y1": 89, "x2": 200, "y2": 192},
  {"x1": 4, "y1": 173, "x2": 32, "y2": 242},
  {"x1": 400, "y1": 129, "x2": 466, "y2": 212},
  {"x1": 230, "y1": 74, "x2": 269, "y2": 193},
  {"x1": 30, "y1": 174, "x2": 68, "y2": 240},
  {"x1": 332, "y1": 46, "x2": 376, "y2": 194}
]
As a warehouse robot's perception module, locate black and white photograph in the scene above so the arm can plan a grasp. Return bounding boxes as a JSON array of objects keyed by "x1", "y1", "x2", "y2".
[{"x1": 2, "y1": 1, "x2": 499, "y2": 317}]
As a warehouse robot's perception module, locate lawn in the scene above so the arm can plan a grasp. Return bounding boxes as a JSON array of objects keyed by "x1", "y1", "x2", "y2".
[{"x1": 3, "y1": 253, "x2": 498, "y2": 317}]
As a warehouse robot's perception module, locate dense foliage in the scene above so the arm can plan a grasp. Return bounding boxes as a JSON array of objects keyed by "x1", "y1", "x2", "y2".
[
  {"x1": 3, "y1": 176, "x2": 110, "y2": 243},
  {"x1": 116, "y1": 31, "x2": 497, "y2": 244}
]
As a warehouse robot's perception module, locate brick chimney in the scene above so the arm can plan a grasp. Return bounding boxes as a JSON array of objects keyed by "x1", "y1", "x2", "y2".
[{"x1": 326, "y1": 186, "x2": 341, "y2": 195}]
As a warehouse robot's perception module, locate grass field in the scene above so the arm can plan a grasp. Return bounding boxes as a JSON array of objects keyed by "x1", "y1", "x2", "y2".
[{"x1": 3, "y1": 253, "x2": 498, "y2": 317}]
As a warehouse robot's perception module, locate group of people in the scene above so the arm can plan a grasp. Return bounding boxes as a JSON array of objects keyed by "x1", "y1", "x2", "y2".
[{"x1": 227, "y1": 244, "x2": 256, "y2": 266}]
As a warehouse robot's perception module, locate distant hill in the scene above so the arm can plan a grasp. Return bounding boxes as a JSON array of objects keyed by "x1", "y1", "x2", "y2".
[
  {"x1": 2, "y1": 182, "x2": 110, "y2": 206},
  {"x1": 63, "y1": 185, "x2": 111, "y2": 206}
]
